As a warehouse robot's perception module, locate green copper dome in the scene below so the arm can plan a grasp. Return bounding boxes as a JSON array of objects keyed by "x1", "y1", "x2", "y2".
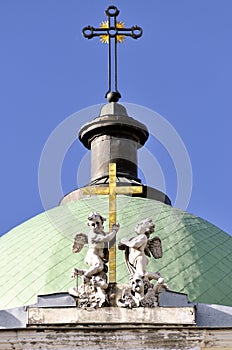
[{"x1": 0, "y1": 196, "x2": 231, "y2": 309}]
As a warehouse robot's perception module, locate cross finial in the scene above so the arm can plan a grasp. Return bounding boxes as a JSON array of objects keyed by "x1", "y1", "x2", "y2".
[
  {"x1": 82, "y1": 6, "x2": 143, "y2": 102},
  {"x1": 82, "y1": 163, "x2": 143, "y2": 284}
]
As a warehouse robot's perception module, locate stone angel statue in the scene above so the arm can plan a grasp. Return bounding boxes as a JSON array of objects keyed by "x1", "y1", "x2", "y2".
[
  {"x1": 118, "y1": 218, "x2": 168, "y2": 308},
  {"x1": 69, "y1": 212, "x2": 120, "y2": 308},
  {"x1": 118, "y1": 218, "x2": 162, "y2": 281},
  {"x1": 71, "y1": 212, "x2": 120, "y2": 281}
]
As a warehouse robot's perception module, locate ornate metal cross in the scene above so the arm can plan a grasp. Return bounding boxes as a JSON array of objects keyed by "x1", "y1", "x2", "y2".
[
  {"x1": 81, "y1": 163, "x2": 143, "y2": 284},
  {"x1": 82, "y1": 5, "x2": 143, "y2": 102}
]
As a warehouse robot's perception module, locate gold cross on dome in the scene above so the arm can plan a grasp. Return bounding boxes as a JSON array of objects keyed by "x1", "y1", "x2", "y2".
[{"x1": 81, "y1": 163, "x2": 143, "y2": 284}]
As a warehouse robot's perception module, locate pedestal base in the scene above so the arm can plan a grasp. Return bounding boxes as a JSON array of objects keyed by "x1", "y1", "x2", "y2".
[{"x1": 27, "y1": 306, "x2": 195, "y2": 326}]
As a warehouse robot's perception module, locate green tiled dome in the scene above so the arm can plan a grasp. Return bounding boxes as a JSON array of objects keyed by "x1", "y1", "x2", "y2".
[{"x1": 1, "y1": 196, "x2": 231, "y2": 309}]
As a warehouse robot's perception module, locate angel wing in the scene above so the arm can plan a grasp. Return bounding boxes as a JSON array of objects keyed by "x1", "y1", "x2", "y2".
[
  {"x1": 72, "y1": 233, "x2": 88, "y2": 253},
  {"x1": 118, "y1": 239, "x2": 136, "y2": 276},
  {"x1": 147, "y1": 236, "x2": 162, "y2": 259}
]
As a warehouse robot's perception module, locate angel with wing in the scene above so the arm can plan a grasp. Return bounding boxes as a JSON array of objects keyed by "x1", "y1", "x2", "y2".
[
  {"x1": 117, "y1": 218, "x2": 167, "y2": 307},
  {"x1": 69, "y1": 212, "x2": 120, "y2": 308},
  {"x1": 71, "y1": 212, "x2": 120, "y2": 281},
  {"x1": 118, "y1": 218, "x2": 163, "y2": 282}
]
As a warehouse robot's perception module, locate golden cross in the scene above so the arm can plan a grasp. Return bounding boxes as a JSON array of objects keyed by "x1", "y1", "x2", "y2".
[{"x1": 81, "y1": 163, "x2": 143, "y2": 283}]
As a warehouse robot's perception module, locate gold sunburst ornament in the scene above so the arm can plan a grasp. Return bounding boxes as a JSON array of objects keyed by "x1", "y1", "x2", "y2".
[{"x1": 100, "y1": 21, "x2": 126, "y2": 44}]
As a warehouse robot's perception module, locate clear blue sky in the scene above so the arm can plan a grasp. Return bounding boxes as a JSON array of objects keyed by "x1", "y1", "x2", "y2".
[{"x1": 1, "y1": 0, "x2": 232, "y2": 236}]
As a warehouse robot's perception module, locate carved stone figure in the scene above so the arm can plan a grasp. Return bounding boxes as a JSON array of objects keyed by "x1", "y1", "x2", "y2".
[
  {"x1": 118, "y1": 218, "x2": 168, "y2": 307},
  {"x1": 69, "y1": 212, "x2": 119, "y2": 308}
]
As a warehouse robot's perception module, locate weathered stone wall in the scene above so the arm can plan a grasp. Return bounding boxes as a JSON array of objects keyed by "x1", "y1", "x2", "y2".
[{"x1": 0, "y1": 327, "x2": 232, "y2": 350}]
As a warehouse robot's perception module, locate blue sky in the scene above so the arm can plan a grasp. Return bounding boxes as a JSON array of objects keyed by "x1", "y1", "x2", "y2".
[{"x1": 0, "y1": 0, "x2": 232, "y2": 236}]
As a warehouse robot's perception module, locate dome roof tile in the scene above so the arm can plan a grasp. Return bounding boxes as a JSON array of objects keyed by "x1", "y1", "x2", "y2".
[{"x1": 0, "y1": 196, "x2": 231, "y2": 309}]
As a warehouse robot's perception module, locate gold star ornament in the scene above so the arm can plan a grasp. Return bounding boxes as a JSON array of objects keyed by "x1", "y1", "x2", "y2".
[{"x1": 100, "y1": 21, "x2": 126, "y2": 44}]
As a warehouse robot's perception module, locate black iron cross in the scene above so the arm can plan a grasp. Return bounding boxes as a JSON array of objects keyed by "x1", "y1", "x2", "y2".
[{"x1": 82, "y1": 5, "x2": 143, "y2": 102}]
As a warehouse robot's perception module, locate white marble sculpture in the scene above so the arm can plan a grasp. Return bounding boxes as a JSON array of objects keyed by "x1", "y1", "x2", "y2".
[
  {"x1": 69, "y1": 212, "x2": 119, "y2": 308},
  {"x1": 118, "y1": 218, "x2": 168, "y2": 308}
]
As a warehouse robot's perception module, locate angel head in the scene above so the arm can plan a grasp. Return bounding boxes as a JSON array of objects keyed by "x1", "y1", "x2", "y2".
[
  {"x1": 135, "y1": 218, "x2": 155, "y2": 237},
  {"x1": 129, "y1": 275, "x2": 145, "y2": 297},
  {"x1": 87, "y1": 212, "x2": 106, "y2": 232}
]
